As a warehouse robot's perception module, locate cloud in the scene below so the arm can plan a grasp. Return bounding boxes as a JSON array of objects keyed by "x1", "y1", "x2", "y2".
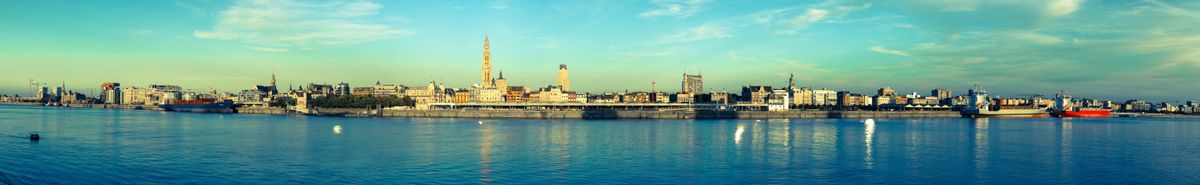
[
  {"x1": 247, "y1": 46, "x2": 288, "y2": 52},
  {"x1": 658, "y1": 23, "x2": 730, "y2": 43},
  {"x1": 639, "y1": 0, "x2": 710, "y2": 18},
  {"x1": 1043, "y1": 0, "x2": 1081, "y2": 17},
  {"x1": 130, "y1": 29, "x2": 156, "y2": 36},
  {"x1": 612, "y1": 48, "x2": 683, "y2": 60},
  {"x1": 489, "y1": 3, "x2": 510, "y2": 10},
  {"x1": 194, "y1": 0, "x2": 412, "y2": 51},
  {"x1": 869, "y1": 46, "x2": 911, "y2": 57},
  {"x1": 1007, "y1": 31, "x2": 1065, "y2": 44},
  {"x1": 753, "y1": 2, "x2": 872, "y2": 35}
]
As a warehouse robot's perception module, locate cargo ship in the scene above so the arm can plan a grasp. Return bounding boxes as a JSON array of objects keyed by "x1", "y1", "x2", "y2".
[
  {"x1": 960, "y1": 86, "x2": 1049, "y2": 118},
  {"x1": 158, "y1": 99, "x2": 234, "y2": 113},
  {"x1": 1051, "y1": 91, "x2": 1111, "y2": 118}
]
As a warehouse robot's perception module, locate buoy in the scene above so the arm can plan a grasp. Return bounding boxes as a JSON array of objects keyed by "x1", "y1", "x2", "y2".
[{"x1": 29, "y1": 133, "x2": 40, "y2": 141}]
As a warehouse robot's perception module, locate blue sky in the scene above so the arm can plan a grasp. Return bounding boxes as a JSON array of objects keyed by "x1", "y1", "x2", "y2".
[{"x1": 1, "y1": 0, "x2": 1198, "y2": 102}]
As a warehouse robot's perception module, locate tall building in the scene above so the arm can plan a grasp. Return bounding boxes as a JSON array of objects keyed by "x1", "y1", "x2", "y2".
[
  {"x1": 877, "y1": 87, "x2": 896, "y2": 97},
  {"x1": 101, "y1": 82, "x2": 121, "y2": 104},
  {"x1": 932, "y1": 88, "x2": 951, "y2": 103},
  {"x1": 335, "y1": 82, "x2": 351, "y2": 96},
  {"x1": 682, "y1": 73, "x2": 703, "y2": 93},
  {"x1": 557, "y1": 64, "x2": 570, "y2": 91},
  {"x1": 481, "y1": 36, "x2": 493, "y2": 88}
]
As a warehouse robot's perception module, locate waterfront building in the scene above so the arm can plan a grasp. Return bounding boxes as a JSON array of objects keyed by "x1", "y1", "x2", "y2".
[
  {"x1": 589, "y1": 93, "x2": 621, "y2": 103},
  {"x1": 914, "y1": 97, "x2": 941, "y2": 105},
  {"x1": 622, "y1": 92, "x2": 651, "y2": 103},
  {"x1": 682, "y1": 73, "x2": 703, "y2": 94},
  {"x1": 238, "y1": 89, "x2": 266, "y2": 104},
  {"x1": 812, "y1": 89, "x2": 838, "y2": 106},
  {"x1": 121, "y1": 87, "x2": 157, "y2": 105},
  {"x1": 793, "y1": 87, "x2": 814, "y2": 106},
  {"x1": 505, "y1": 86, "x2": 527, "y2": 102},
  {"x1": 60, "y1": 91, "x2": 86, "y2": 104},
  {"x1": 873, "y1": 96, "x2": 892, "y2": 107},
  {"x1": 335, "y1": 83, "x2": 351, "y2": 96},
  {"x1": 838, "y1": 91, "x2": 871, "y2": 108},
  {"x1": 453, "y1": 90, "x2": 470, "y2": 103},
  {"x1": 652, "y1": 92, "x2": 670, "y2": 103},
  {"x1": 767, "y1": 89, "x2": 790, "y2": 111},
  {"x1": 878, "y1": 87, "x2": 897, "y2": 97},
  {"x1": 495, "y1": 71, "x2": 508, "y2": 92},
  {"x1": 741, "y1": 86, "x2": 771, "y2": 104},
  {"x1": 473, "y1": 87, "x2": 505, "y2": 102},
  {"x1": 932, "y1": 88, "x2": 951, "y2": 104},
  {"x1": 557, "y1": 64, "x2": 570, "y2": 92},
  {"x1": 1158, "y1": 102, "x2": 1177, "y2": 113},
  {"x1": 571, "y1": 93, "x2": 588, "y2": 103},
  {"x1": 406, "y1": 81, "x2": 448, "y2": 106},
  {"x1": 529, "y1": 86, "x2": 567, "y2": 103},
  {"x1": 307, "y1": 84, "x2": 334, "y2": 95},
  {"x1": 481, "y1": 36, "x2": 493, "y2": 88},
  {"x1": 675, "y1": 92, "x2": 694, "y2": 104},
  {"x1": 101, "y1": 82, "x2": 121, "y2": 104},
  {"x1": 708, "y1": 91, "x2": 731, "y2": 104},
  {"x1": 370, "y1": 82, "x2": 405, "y2": 97},
  {"x1": 351, "y1": 87, "x2": 374, "y2": 96}
]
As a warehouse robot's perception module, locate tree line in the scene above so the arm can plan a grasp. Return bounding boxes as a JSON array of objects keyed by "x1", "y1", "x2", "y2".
[{"x1": 311, "y1": 95, "x2": 415, "y2": 108}]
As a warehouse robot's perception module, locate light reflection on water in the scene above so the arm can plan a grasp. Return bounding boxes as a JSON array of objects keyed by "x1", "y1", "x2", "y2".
[{"x1": 1, "y1": 105, "x2": 1200, "y2": 184}]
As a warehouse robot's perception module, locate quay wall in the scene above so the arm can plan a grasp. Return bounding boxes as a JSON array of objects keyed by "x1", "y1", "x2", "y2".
[
  {"x1": 61, "y1": 103, "x2": 163, "y2": 111},
  {"x1": 378, "y1": 110, "x2": 962, "y2": 119},
  {"x1": 238, "y1": 107, "x2": 286, "y2": 115}
]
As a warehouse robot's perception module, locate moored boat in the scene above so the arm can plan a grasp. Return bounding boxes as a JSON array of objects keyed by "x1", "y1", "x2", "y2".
[
  {"x1": 1050, "y1": 91, "x2": 1111, "y2": 118},
  {"x1": 159, "y1": 99, "x2": 234, "y2": 113},
  {"x1": 960, "y1": 86, "x2": 1049, "y2": 118}
]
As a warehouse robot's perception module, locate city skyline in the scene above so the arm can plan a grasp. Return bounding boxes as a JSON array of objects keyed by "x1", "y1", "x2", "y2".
[{"x1": 2, "y1": 0, "x2": 1199, "y2": 102}]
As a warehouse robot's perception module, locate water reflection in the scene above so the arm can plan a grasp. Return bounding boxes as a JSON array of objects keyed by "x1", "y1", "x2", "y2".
[
  {"x1": 734, "y1": 124, "x2": 745, "y2": 145},
  {"x1": 973, "y1": 118, "x2": 990, "y2": 179},
  {"x1": 479, "y1": 123, "x2": 495, "y2": 184},
  {"x1": 864, "y1": 119, "x2": 875, "y2": 169},
  {"x1": 1058, "y1": 118, "x2": 1073, "y2": 176}
]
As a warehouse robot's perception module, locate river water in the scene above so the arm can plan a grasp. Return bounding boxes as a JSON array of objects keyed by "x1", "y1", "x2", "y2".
[{"x1": 1, "y1": 104, "x2": 1198, "y2": 184}]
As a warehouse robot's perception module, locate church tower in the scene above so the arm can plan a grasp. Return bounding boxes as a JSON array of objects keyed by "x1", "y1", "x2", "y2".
[
  {"x1": 481, "y1": 35, "x2": 493, "y2": 88},
  {"x1": 557, "y1": 64, "x2": 570, "y2": 91}
]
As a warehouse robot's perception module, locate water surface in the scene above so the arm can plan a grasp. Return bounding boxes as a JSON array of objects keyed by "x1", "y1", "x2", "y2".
[{"x1": 1, "y1": 105, "x2": 1198, "y2": 184}]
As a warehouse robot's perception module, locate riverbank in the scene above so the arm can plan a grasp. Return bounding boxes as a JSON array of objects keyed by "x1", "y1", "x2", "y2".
[{"x1": 7, "y1": 102, "x2": 1199, "y2": 119}]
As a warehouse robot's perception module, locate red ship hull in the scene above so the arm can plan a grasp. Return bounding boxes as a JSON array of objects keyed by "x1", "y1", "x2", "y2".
[{"x1": 1053, "y1": 110, "x2": 1111, "y2": 118}]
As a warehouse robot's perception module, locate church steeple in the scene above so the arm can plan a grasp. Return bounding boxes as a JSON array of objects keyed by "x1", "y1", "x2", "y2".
[{"x1": 481, "y1": 35, "x2": 493, "y2": 88}]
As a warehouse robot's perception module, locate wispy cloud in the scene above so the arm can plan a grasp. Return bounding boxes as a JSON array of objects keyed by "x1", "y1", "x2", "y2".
[
  {"x1": 130, "y1": 29, "x2": 156, "y2": 36},
  {"x1": 247, "y1": 46, "x2": 288, "y2": 52},
  {"x1": 869, "y1": 46, "x2": 911, "y2": 57},
  {"x1": 639, "y1": 0, "x2": 710, "y2": 19},
  {"x1": 1007, "y1": 31, "x2": 1065, "y2": 44},
  {"x1": 612, "y1": 48, "x2": 683, "y2": 60},
  {"x1": 489, "y1": 3, "x2": 510, "y2": 10},
  {"x1": 751, "y1": 2, "x2": 872, "y2": 35},
  {"x1": 194, "y1": 0, "x2": 413, "y2": 52},
  {"x1": 657, "y1": 23, "x2": 730, "y2": 43}
]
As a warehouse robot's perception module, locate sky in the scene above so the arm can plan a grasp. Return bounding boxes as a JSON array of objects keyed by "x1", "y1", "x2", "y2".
[{"x1": 1, "y1": 0, "x2": 1198, "y2": 102}]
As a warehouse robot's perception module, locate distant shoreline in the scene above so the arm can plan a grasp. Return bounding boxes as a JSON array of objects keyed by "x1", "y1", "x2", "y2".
[{"x1": 5, "y1": 102, "x2": 1200, "y2": 119}]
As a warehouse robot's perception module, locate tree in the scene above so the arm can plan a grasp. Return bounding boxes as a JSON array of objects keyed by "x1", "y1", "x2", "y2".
[
  {"x1": 311, "y1": 95, "x2": 415, "y2": 108},
  {"x1": 270, "y1": 97, "x2": 297, "y2": 108}
]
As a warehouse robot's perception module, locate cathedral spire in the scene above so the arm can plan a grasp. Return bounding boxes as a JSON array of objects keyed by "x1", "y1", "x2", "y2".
[{"x1": 481, "y1": 35, "x2": 493, "y2": 88}]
